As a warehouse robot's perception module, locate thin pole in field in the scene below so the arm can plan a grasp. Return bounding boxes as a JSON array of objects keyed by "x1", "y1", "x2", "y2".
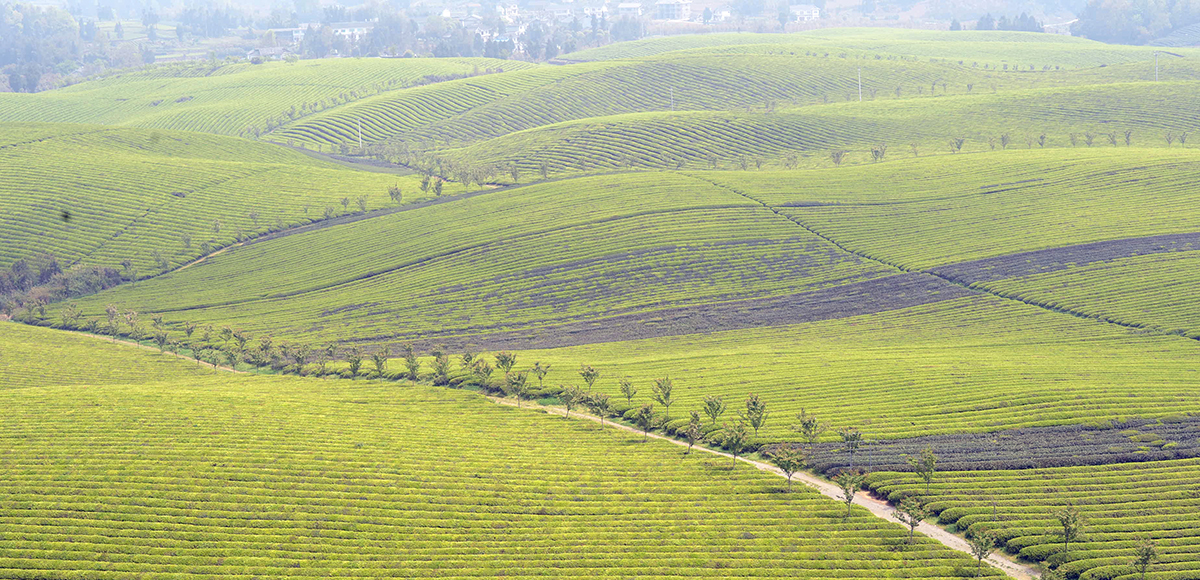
[
  {"x1": 357, "y1": 118, "x2": 363, "y2": 149},
  {"x1": 858, "y1": 67, "x2": 862, "y2": 102}
]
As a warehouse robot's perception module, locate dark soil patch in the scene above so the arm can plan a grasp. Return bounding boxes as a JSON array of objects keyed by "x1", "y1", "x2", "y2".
[
  {"x1": 393, "y1": 273, "x2": 975, "y2": 352},
  {"x1": 779, "y1": 414, "x2": 1200, "y2": 475},
  {"x1": 930, "y1": 232, "x2": 1200, "y2": 283}
]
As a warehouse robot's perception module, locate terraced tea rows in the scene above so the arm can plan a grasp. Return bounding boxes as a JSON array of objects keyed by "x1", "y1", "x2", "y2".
[
  {"x1": 867, "y1": 459, "x2": 1200, "y2": 579},
  {"x1": 0, "y1": 123, "x2": 421, "y2": 273},
  {"x1": 449, "y1": 82, "x2": 1200, "y2": 177},
  {"x1": 280, "y1": 52, "x2": 1125, "y2": 152},
  {"x1": 69, "y1": 172, "x2": 893, "y2": 341},
  {"x1": 0, "y1": 58, "x2": 531, "y2": 137},
  {"x1": 703, "y1": 148, "x2": 1200, "y2": 270},
  {"x1": 0, "y1": 322, "x2": 211, "y2": 389},
  {"x1": 978, "y1": 250, "x2": 1200, "y2": 337},
  {"x1": 565, "y1": 28, "x2": 1197, "y2": 69},
  {"x1": 0, "y1": 325, "x2": 997, "y2": 578},
  {"x1": 391, "y1": 295, "x2": 1200, "y2": 442}
]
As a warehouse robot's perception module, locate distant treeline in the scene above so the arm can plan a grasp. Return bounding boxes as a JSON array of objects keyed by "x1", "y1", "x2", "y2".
[{"x1": 1073, "y1": 0, "x2": 1200, "y2": 44}]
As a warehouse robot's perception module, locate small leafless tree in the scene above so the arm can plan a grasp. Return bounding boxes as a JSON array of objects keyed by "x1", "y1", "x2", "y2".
[
  {"x1": 893, "y1": 496, "x2": 930, "y2": 545},
  {"x1": 619, "y1": 378, "x2": 636, "y2": 404},
  {"x1": 769, "y1": 445, "x2": 805, "y2": 491},
  {"x1": 1166, "y1": 131, "x2": 1176, "y2": 146},
  {"x1": 830, "y1": 150, "x2": 848, "y2": 166},
  {"x1": 1000, "y1": 133, "x2": 1011, "y2": 149},
  {"x1": 1124, "y1": 129, "x2": 1133, "y2": 146},
  {"x1": 834, "y1": 471, "x2": 866, "y2": 520}
]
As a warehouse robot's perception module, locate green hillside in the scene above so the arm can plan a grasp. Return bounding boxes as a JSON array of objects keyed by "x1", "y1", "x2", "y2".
[
  {"x1": 66, "y1": 172, "x2": 894, "y2": 341},
  {"x1": 277, "y1": 48, "x2": 1200, "y2": 156},
  {"x1": 0, "y1": 325, "x2": 995, "y2": 579},
  {"x1": 0, "y1": 58, "x2": 534, "y2": 137},
  {"x1": 500, "y1": 295, "x2": 1200, "y2": 441},
  {"x1": 869, "y1": 459, "x2": 1200, "y2": 579},
  {"x1": 0, "y1": 123, "x2": 424, "y2": 275},
  {"x1": 0, "y1": 322, "x2": 211, "y2": 389},
  {"x1": 707, "y1": 147, "x2": 1200, "y2": 269},
  {"x1": 443, "y1": 81, "x2": 1200, "y2": 178},
  {"x1": 564, "y1": 28, "x2": 1200, "y2": 68}
]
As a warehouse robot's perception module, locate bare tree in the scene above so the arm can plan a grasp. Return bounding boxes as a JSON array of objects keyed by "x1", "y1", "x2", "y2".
[
  {"x1": 1133, "y1": 539, "x2": 1158, "y2": 580},
  {"x1": 505, "y1": 371, "x2": 531, "y2": 407},
  {"x1": 371, "y1": 345, "x2": 391, "y2": 376},
  {"x1": 1124, "y1": 130, "x2": 1133, "y2": 146},
  {"x1": 838, "y1": 426, "x2": 864, "y2": 469},
  {"x1": 652, "y1": 376, "x2": 674, "y2": 420},
  {"x1": 769, "y1": 445, "x2": 805, "y2": 491},
  {"x1": 908, "y1": 446, "x2": 938, "y2": 495},
  {"x1": 684, "y1": 411, "x2": 703, "y2": 453},
  {"x1": 578, "y1": 364, "x2": 599, "y2": 390},
  {"x1": 1166, "y1": 131, "x2": 1176, "y2": 146},
  {"x1": 619, "y1": 378, "x2": 637, "y2": 404},
  {"x1": 718, "y1": 420, "x2": 749, "y2": 464},
  {"x1": 585, "y1": 391, "x2": 611, "y2": 424},
  {"x1": 743, "y1": 393, "x2": 767, "y2": 437},
  {"x1": 893, "y1": 496, "x2": 930, "y2": 545},
  {"x1": 531, "y1": 361, "x2": 550, "y2": 389},
  {"x1": 403, "y1": 344, "x2": 420, "y2": 380},
  {"x1": 703, "y1": 395, "x2": 726, "y2": 426},
  {"x1": 388, "y1": 184, "x2": 403, "y2": 204},
  {"x1": 495, "y1": 351, "x2": 517, "y2": 375},
  {"x1": 1055, "y1": 505, "x2": 1084, "y2": 552},
  {"x1": 632, "y1": 404, "x2": 656, "y2": 441},
  {"x1": 833, "y1": 471, "x2": 866, "y2": 520},
  {"x1": 830, "y1": 149, "x2": 848, "y2": 166},
  {"x1": 793, "y1": 408, "x2": 829, "y2": 448},
  {"x1": 968, "y1": 529, "x2": 997, "y2": 577}
]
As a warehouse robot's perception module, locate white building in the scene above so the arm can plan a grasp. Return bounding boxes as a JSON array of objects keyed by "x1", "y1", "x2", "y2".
[
  {"x1": 789, "y1": 4, "x2": 820, "y2": 21},
  {"x1": 330, "y1": 21, "x2": 375, "y2": 40},
  {"x1": 655, "y1": 0, "x2": 691, "y2": 20},
  {"x1": 617, "y1": 2, "x2": 643, "y2": 17}
]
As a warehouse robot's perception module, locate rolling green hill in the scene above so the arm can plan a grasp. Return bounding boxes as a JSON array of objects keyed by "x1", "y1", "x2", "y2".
[
  {"x1": 563, "y1": 28, "x2": 1200, "y2": 68},
  {"x1": 276, "y1": 49, "x2": 1200, "y2": 155},
  {"x1": 0, "y1": 58, "x2": 534, "y2": 137},
  {"x1": 869, "y1": 458, "x2": 1200, "y2": 579},
  {"x1": 441, "y1": 81, "x2": 1200, "y2": 178},
  {"x1": 0, "y1": 322, "x2": 998, "y2": 579},
  {"x1": 65, "y1": 172, "x2": 894, "y2": 341},
  {"x1": 0, "y1": 123, "x2": 424, "y2": 275}
]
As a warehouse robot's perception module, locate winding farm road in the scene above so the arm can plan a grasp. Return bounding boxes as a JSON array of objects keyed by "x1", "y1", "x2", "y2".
[{"x1": 489, "y1": 396, "x2": 1040, "y2": 580}]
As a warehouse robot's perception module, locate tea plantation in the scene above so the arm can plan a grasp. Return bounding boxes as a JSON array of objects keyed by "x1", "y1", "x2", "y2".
[
  {"x1": 0, "y1": 322, "x2": 996, "y2": 579},
  {"x1": 0, "y1": 123, "x2": 422, "y2": 274},
  {"x1": 3, "y1": 28, "x2": 1200, "y2": 580},
  {"x1": 868, "y1": 459, "x2": 1200, "y2": 579}
]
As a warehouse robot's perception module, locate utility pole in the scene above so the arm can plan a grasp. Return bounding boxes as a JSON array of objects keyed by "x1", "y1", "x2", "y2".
[
  {"x1": 1154, "y1": 51, "x2": 1185, "y2": 82},
  {"x1": 858, "y1": 67, "x2": 862, "y2": 102}
]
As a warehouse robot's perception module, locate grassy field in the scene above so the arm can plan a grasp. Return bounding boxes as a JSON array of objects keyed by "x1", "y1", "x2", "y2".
[
  {"x1": 868, "y1": 459, "x2": 1200, "y2": 580},
  {"x1": 497, "y1": 295, "x2": 1200, "y2": 442},
  {"x1": 66, "y1": 172, "x2": 893, "y2": 341},
  {"x1": 441, "y1": 81, "x2": 1200, "y2": 178},
  {"x1": 979, "y1": 251, "x2": 1200, "y2": 337},
  {"x1": 0, "y1": 58, "x2": 533, "y2": 137},
  {"x1": 563, "y1": 28, "x2": 1200, "y2": 69},
  {"x1": 0, "y1": 325, "x2": 998, "y2": 579},
  {"x1": 0, "y1": 322, "x2": 212, "y2": 389},
  {"x1": 0, "y1": 122, "x2": 424, "y2": 274},
  {"x1": 703, "y1": 147, "x2": 1200, "y2": 270}
]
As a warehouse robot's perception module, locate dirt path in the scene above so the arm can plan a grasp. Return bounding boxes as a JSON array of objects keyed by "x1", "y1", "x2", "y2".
[{"x1": 489, "y1": 396, "x2": 1040, "y2": 580}]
